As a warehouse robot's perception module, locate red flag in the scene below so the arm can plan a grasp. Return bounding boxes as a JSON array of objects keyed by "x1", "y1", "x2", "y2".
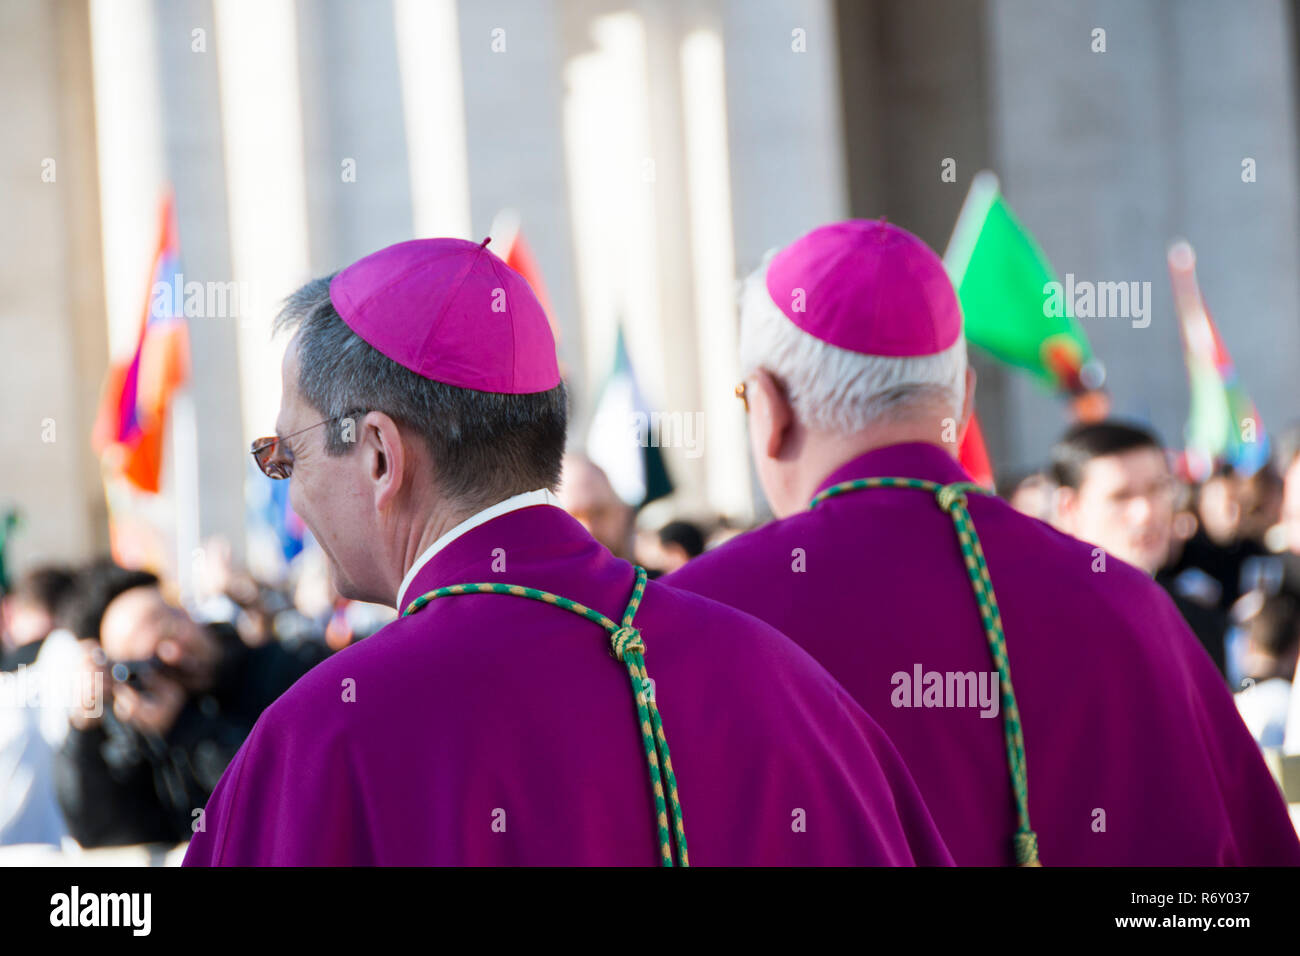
[
  {"x1": 960, "y1": 413, "x2": 994, "y2": 489},
  {"x1": 491, "y1": 209, "x2": 560, "y2": 347}
]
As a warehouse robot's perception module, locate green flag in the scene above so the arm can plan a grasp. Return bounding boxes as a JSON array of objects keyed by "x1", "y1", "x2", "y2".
[{"x1": 944, "y1": 172, "x2": 1097, "y2": 393}]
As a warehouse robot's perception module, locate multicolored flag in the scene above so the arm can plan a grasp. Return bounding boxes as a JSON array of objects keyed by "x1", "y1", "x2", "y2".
[
  {"x1": 586, "y1": 326, "x2": 672, "y2": 507},
  {"x1": 944, "y1": 171, "x2": 1104, "y2": 406},
  {"x1": 93, "y1": 191, "x2": 190, "y2": 493},
  {"x1": 1167, "y1": 239, "x2": 1269, "y2": 480}
]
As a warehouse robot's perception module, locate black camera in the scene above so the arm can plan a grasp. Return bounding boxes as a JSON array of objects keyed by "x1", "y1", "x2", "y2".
[{"x1": 109, "y1": 656, "x2": 166, "y2": 691}]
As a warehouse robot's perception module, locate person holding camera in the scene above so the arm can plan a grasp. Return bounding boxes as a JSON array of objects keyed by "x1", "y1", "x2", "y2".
[{"x1": 56, "y1": 565, "x2": 326, "y2": 847}]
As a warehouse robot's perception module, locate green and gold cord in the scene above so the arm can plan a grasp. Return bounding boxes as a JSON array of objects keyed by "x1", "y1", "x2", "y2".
[
  {"x1": 810, "y1": 476, "x2": 1041, "y2": 866},
  {"x1": 402, "y1": 565, "x2": 689, "y2": 867}
]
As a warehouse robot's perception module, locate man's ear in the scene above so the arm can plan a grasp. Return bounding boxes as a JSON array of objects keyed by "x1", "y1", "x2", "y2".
[
  {"x1": 752, "y1": 368, "x2": 794, "y2": 460},
  {"x1": 359, "y1": 411, "x2": 408, "y2": 511},
  {"x1": 1053, "y1": 485, "x2": 1078, "y2": 531}
]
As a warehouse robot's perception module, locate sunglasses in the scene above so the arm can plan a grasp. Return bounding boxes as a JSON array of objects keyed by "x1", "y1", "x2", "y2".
[{"x1": 250, "y1": 417, "x2": 339, "y2": 479}]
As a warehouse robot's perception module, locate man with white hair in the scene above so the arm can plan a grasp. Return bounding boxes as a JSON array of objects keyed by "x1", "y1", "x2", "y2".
[
  {"x1": 666, "y1": 219, "x2": 1300, "y2": 865},
  {"x1": 183, "y1": 236, "x2": 953, "y2": 866}
]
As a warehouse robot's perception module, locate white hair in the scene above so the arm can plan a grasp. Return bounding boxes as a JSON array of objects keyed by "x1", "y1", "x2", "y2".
[{"x1": 738, "y1": 255, "x2": 968, "y2": 434}]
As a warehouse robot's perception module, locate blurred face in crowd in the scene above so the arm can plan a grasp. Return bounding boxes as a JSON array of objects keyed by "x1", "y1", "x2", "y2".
[
  {"x1": 1008, "y1": 474, "x2": 1056, "y2": 525},
  {"x1": 634, "y1": 531, "x2": 690, "y2": 575},
  {"x1": 1198, "y1": 474, "x2": 1241, "y2": 545},
  {"x1": 2, "y1": 594, "x2": 53, "y2": 647},
  {"x1": 99, "y1": 585, "x2": 211, "y2": 671},
  {"x1": 557, "y1": 456, "x2": 633, "y2": 559},
  {"x1": 656, "y1": 541, "x2": 693, "y2": 574},
  {"x1": 1282, "y1": 456, "x2": 1300, "y2": 554},
  {"x1": 1056, "y1": 447, "x2": 1175, "y2": 575},
  {"x1": 1239, "y1": 468, "x2": 1283, "y2": 542}
]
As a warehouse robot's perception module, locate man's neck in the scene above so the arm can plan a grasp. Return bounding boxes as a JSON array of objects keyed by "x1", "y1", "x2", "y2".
[
  {"x1": 795, "y1": 418, "x2": 961, "y2": 507},
  {"x1": 391, "y1": 488, "x2": 559, "y2": 609},
  {"x1": 393, "y1": 503, "x2": 479, "y2": 602}
]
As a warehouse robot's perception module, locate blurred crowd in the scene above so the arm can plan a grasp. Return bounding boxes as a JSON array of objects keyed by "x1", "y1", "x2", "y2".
[
  {"x1": 0, "y1": 545, "x2": 384, "y2": 849},
  {"x1": 3, "y1": 426, "x2": 1296, "y2": 852},
  {"x1": 1007, "y1": 420, "x2": 1300, "y2": 753},
  {"x1": 0, "y1": 453, "x2": 721, "y2": 852}
]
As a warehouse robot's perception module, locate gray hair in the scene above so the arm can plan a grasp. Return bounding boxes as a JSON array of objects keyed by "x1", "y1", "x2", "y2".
[
  {"x1": 737, "y1": 254, "x2": 967, "y2": 433},
  {"x1": 275, "y1": 275, "x2": 567, "y2": 509}
]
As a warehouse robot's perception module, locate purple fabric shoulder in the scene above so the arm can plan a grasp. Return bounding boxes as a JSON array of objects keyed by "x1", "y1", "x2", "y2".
[
  {"x1": 665, "y1": 445, "x2": 1300, "y2": 865},
  {"x1": 185, "y1": 504, "x2": 954, "y2": 866}
]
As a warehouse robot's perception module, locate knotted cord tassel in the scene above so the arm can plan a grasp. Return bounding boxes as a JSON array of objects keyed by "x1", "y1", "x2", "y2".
[
  {"x1": 811, "y1": 476, "x2": 1042, "y2": 868},
  {"x1": 1014, "y1": 829, "x2": 1042, "y2": 867}
]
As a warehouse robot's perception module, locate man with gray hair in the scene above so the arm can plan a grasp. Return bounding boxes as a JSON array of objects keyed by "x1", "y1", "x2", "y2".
[
  {"x1": 666, "y1": 219, "x2": 1300, "y2": 865},
  {"x1": 183, "y1": 236, "x2": 952, "y2": 866}
]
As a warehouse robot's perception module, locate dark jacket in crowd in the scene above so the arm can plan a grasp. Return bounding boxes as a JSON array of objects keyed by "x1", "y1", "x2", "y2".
[
  {"x1": 1154, "y1": 569, "x2": 1230, "y2": 677},
  {"x1": 1164, "y1": 530, "x2": 1269, "y2": 612},
  {"x1": 55, "y1": 624, "x2": 329, "y2": 848},
  {"x1": 1159, "y1": 531, "x2": 1282, "y2": 681}
]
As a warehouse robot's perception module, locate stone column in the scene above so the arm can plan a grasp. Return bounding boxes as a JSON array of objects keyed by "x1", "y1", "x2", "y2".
[
  {"x1": 717, "y1": 0, "x2": 851, "y2": 516},
  {"x1": 297, "y1": 0, "x2": 416, "y2": 272},
  {"x1": 723, "y1": 0, "x2": 849, "y2": 275},
  {"x1": 458, "y1": 0, "x2": 583, "y2": 397},
  {"x1": 0, "y1": 0, "x2": 111, "y2": 569},
  {"x1": 153, "y1": 0, "x2": 247, "y2": 568},
  {"x1": 986, "y1": 0, "x2": 1300, "y2": 469}
]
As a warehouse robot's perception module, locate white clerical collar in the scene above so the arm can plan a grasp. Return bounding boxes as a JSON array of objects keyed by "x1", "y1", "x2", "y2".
[{"x1": 396, "y1": 488, "x2": 560, "y2": 611}]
